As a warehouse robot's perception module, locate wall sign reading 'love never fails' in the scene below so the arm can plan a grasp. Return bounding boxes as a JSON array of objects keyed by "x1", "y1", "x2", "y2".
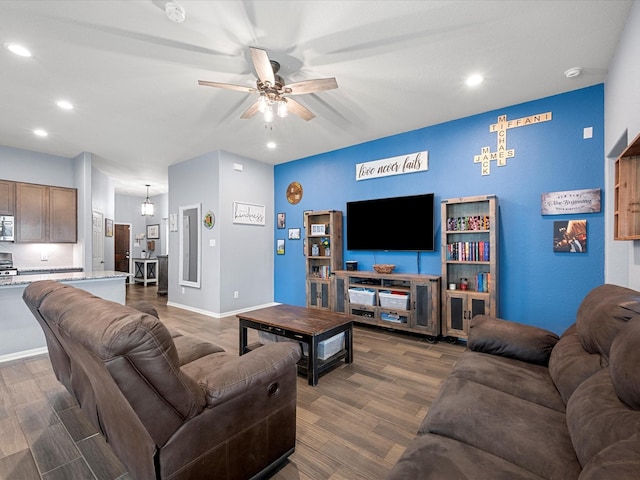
[{"x1": 355, "y1": 151, "x2": 428, "y2": 181}]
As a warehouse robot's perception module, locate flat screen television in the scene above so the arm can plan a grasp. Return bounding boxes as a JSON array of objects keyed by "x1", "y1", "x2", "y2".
[{"x1": 346, "y1": 193, "x2": 435, "y2": 251}]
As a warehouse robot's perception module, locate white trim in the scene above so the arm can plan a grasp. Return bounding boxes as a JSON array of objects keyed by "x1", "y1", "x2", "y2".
[
  {"x1": 0, "y1": 347, "x2": 48, "y2": 364},
  {"x1": 166, "y1": 301, "x2": 280, "y2": 319}
]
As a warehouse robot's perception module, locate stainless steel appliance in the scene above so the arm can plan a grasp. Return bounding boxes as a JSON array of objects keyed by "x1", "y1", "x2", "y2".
[
  {"x1": 0, "y1": 252, "x2": 18, "y2": 276},
  {"x1": 0, "y1": 215, "x2": 15, "y2": 242}
]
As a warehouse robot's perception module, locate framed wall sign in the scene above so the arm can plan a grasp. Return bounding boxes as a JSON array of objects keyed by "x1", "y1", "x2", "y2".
[
  {"x1": 147, "y1": 224, "x2": 160, "y2": 239},
  {"x1": 233, "y1": 202, "x2": 266, "y2": 225},
  {"x1": 105, "y1": 218, "x2": 113, "y2": 237}
]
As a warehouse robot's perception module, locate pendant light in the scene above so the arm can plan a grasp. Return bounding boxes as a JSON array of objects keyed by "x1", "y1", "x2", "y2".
[{"x1": 141, "y1": 184, "x2": 154, "y2": 216}]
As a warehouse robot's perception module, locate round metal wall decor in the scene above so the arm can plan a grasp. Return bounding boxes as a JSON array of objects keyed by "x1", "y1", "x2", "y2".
[{"x1": 286, "y1": 181, "x2": 303, "y2": 205}]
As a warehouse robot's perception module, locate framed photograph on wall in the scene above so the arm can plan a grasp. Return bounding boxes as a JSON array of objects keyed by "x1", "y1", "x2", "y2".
[
  {"x1": 553, "y1": 219, "x2": 587, "y2": 253},
  {"x1": 105, "y1": 218, "x2": 113, "y2": 237},
  {"x1": 288, "y1": 228, "x2": 301, "y2": 240},
  {"x1": 276, "y1": 239, "x2": 285, "y2": 255},
  {"x1": 277, "y1": 212, "x2": 286, "y2": 229},
  {"x1": 147, "y1": 224, "x2": 160, "y2": 239}
]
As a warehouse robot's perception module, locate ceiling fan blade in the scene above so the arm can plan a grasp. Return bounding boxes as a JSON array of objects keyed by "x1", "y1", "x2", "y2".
[
  {"x1": 240, "y1": 99, "x2": 261, "y2": 119},
  {"x1": 198, "y1": 80, "x2": 256, "y2": 93},
  {"x1": 250, "y1": 47, "x2": 276, "y2": 86},
  {"x1": 286, "y1": 98, "x2": 315, "y2": 121},
  {"x1": 285, "y1": 78, "x2": 338, "y2": 95}
]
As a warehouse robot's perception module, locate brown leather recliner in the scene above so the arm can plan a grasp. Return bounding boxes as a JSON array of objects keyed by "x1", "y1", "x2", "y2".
[{"x1": 23, "y1": 280, "x2": 301, "y2": 480}]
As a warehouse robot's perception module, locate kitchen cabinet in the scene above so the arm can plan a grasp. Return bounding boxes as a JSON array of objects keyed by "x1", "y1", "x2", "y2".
[
  {"x1": 15, "y1": 182, "x2": 77, "y2": 243},
  {"x1": 0, "y1": 180, "x2": 15, "y2": 215}
]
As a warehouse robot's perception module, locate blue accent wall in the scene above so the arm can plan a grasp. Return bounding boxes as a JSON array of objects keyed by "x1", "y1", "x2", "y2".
[{"x1": 274, "y1": 85, "x2": 604, "y2": 334}]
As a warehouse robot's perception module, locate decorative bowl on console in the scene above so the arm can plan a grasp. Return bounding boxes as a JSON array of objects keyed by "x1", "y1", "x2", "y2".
[{"x1": 373, "y1": 264, "x2": 395, "y2": 274}]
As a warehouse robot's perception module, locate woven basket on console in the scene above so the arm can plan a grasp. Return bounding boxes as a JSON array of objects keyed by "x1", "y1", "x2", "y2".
[{"x1": 373, "y1": 264, "x2": 395, "y2": 274}]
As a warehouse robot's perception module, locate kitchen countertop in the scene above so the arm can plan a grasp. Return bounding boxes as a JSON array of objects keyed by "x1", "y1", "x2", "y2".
[
  {"x1": 18, "y1": 266, "x2": 84, "y2": 274},
  {"x1": 0, "y1": 270, "x2": 129, "y2": 286}
]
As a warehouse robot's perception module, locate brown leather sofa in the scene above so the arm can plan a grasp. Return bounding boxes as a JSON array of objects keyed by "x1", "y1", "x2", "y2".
[
  {"x1": 23, "y1": 280, "x2": 302, "y2": 480},
  {"x1": 388, "y1": 284, "x2": 640, "y2": 479}
]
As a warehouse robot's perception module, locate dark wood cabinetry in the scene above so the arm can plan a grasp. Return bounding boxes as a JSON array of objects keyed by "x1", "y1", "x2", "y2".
[
  {"x1": 305, "y1": 210, "x2": 343, "y2": 311},
  {"x1": 0, "y1": 180, "x2": 15, "y2": 215},
  {"x1": 441, "y1": 195, "x2": 498, "y2": 341},
  {"x1": 15, "y1": 182, "x2": 77, "y2": 243},
  {"x1": 334, "y1": 270, "x2": 441, "y2": 341}
]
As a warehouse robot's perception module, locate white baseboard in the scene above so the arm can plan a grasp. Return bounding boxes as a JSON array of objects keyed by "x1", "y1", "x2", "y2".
[
  {"x1": 166, "y1": 301, "x2": 280, "y2": 319},
  {"x1": 0, "y1": 347, "x2": 48, "y2": 364}
]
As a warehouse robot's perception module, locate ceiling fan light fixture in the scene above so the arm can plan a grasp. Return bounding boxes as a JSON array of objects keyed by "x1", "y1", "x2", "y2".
[
  {"x1": 141, "y1": 184, "x2": 154, "y2": 216},
  {"x1": 277, "y1": 99, "x2": 288, "y2": 118},
  {"x1": 258, "y1": 94, "x2": 267, "y2": 113},
  {"x1": 264, "y1": 105, "x2": 274, "y2": 123}
]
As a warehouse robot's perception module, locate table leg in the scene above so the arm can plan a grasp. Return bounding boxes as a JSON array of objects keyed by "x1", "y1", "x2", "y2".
[
  {"x1": 239, "y1": 322, "x2": 248, "y2": 356},
  {"x1": 345, "y1": 326, "x2": 353, "y2": 364},
  {"x1": 309, "y1": 337, "x2": 319, "y2": 386}
]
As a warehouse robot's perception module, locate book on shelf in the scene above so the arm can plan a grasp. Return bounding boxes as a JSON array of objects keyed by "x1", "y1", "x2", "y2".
[
  {"x1": 475, "y1": 272, "x2": 490, "y2": 292},
  {"x1": 446, "y1": 241, "x2": 490, "y2": 261},
  {"x1": 310, "y1": 265, "x2": 331, "y2": 279},
  {"x1": 447, "y1": 215, "x2": 491, "y2": 231}
]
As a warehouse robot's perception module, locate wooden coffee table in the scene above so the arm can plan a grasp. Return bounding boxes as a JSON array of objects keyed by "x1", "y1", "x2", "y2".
[{"x1": 238, "y1": 304, "x2": 353, "y2": 386}]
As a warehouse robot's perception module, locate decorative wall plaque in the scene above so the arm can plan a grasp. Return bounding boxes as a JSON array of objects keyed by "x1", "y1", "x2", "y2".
[{"x1": 286, "y1": 181, "x2": 303, "y2": 204}]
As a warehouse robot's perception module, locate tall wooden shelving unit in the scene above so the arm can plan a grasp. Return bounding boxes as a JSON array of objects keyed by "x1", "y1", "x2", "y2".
[
  {"x1": 441, "y1": 195, "x2": 498, "y2": 341},
  {"x1": 614, "y1": 132, "x2": 640, "y2": 240},
  {"x1": 304, "y1": 210, "x2": 343, "y2": 310}
]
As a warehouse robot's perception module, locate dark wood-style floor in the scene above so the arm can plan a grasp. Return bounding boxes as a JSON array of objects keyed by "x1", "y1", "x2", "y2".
[{"x1": 0, "y1": 283, "x2": 465, "y2": 479}]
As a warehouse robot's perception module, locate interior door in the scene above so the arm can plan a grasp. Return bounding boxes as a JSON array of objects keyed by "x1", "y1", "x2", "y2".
[
  {"x1": 92, "y1": 211, "x2": 104, "y2": 271},
  {"x1": 114, "y1": 224, "x2": 131, "y2": 275}
]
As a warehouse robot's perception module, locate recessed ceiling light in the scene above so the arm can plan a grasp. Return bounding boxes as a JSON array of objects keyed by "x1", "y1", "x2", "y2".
[
  {"x1": 466, "y1": 74, "x2": 484, "y2": 87},
  {"x1": 267, "y1": 141, "x2": 277, "y2": 149},
  {"x1": 5, "y1": 43, "x2": 32, "y2": 57},
  {"x1": 33, "y1": 129, "x2": 48, "y2": 137},
  {"x1": 564, "y1": 67, "x2": 582, "y2": 78},
  {"x1": 165, "y1": 2, "x2": 186, "y2": 23},
  {"x1": 56, "y1": 100, "x2": 74, "y2": 110}
]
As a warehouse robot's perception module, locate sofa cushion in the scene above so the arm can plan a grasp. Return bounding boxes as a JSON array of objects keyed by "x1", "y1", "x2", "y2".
[
  {"x1": 448, "y1": 351, "x2": 565, "y2": 412},
  {"x1": 578, "y1": 432, "x2": 640, "y2": 480},
  {"x1": 422, "y1": 376, "x2": 581, "y2": 479},
  {"x1": 566, "y1": 368, "x2": 640, "y2": 468},
  {"x1": 386, "y1": 433, "x2": 545, "y2": 480},
  {"x1": 548, "y1": 324, "x2": 604, "y2": 405},
  {"x1": 576, "y1": 284, "x2": 640, "y2": 360},
  {"x1": 469, "y1": 315, "x2": 559, "y2": 366},
  {"x1": 609, "y1": 318, "x2": 640, "y2": 409}
]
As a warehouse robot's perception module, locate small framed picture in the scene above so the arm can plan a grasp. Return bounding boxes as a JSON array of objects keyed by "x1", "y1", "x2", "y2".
[
  {"x1": 288, "y1": 228, "x2": 301, "y2": 240},
  {"x1": 105, "y1": 218, "x2": 113, "y2": 237},
  {"x1": 277, "y1": 212, "x2": 286, "y2": 229},
  {"x1": 311, "y1": 224, "x2": 326, "y2": 235},
  {"x1": 553, "y1": 220, "x2": 587, "y2": 253},
  {"x1": 147, "y1": 224, "x2": 160, "y2": 239},
  {"x1": 276, "y1": 239, "x2": 285, "y2": 255}
]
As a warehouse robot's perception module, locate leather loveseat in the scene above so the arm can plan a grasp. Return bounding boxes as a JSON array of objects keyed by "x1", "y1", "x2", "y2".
[
  {"x1": 23, "y1": 280, "x2": 302, "y2": 480},
  {"x1": 388, "y1": 284, "x2": 640, "y2": 479}
]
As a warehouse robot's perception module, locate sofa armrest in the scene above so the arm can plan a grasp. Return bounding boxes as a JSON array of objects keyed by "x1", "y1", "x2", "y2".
[
  {"x1": 468, "y1": 315, "x2": 559, "y2": 366},
  {"x1": 195, "y1": 342, "x2": 301, "y2": 407}
]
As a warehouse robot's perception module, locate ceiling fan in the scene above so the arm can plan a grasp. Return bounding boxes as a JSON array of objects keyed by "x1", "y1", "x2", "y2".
[{"x1": 198, "y1": 47, "x2": 338, "y2": 121}]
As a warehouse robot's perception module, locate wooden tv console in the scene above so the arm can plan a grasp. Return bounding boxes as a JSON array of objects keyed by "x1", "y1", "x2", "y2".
[{"x1": 333, "y1": 270, "x2": 441, "y2": 342}]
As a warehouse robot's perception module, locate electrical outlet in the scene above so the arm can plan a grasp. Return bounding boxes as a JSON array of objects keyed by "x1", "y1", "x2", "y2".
[
  {"x1": 41, "y1": 252, "x2": 48, "y2": 261},
  {"x1": 234, "y1": 291, "x2": 239, "y2": 299},
  {"x1": 181, "y1": 287, "x2": 185, "y2": 294}
]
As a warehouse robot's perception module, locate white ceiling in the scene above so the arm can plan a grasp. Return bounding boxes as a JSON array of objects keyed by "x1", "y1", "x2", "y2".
[{"x1": 0, "y1": 0, "x2": 632, "y2": 196}]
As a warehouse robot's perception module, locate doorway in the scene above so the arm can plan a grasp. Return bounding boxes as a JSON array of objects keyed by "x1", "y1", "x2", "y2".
[
  {"x1": 114, "y1": 223, "x2": 131, "y2": 279},
  {"x1": 92, "y1": 211, "x2": 104, "y2": 271}
]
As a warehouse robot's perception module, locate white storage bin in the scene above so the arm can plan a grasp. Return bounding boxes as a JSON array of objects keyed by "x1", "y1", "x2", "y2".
[
  {"x1": 348, "y1": 287, "x2": 376, "y2": 305},
  {"x1": 302, "y1": 332, "x2": 345, "y2": 360},
  {"x1": 379, "y1": 291, "x2": 410, "y2": 310}
]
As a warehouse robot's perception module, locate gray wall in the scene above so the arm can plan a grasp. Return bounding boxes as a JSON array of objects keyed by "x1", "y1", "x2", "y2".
[
  {"x1": 114, "y1": 192, "x2": 168, "y2": 260},
  {"x1": 605, "y1": 1, "x2": 640, "y2": 290},
  {"x1": 168, "y1": 150, "x2": 274, "y2": 316},
  {"x1": 92, "y1": 166, "x2": 115, "y2": 270}
]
